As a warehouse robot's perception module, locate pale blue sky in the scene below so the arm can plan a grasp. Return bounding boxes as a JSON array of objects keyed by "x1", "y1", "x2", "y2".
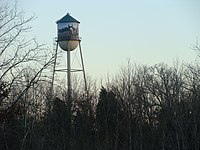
[{"x1": 5, "y1": 0, "x2": 200, "y2": 79}]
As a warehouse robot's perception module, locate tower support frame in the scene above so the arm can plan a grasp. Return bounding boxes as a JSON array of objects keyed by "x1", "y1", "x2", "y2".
[{"x1": 51, "y1": 39, "x2": 87, "y2": 101}]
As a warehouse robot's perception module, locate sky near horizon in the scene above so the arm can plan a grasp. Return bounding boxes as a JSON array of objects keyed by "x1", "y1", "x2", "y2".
[{"x1": 4, "y1": 0, "x2": 200, "y2": 79}]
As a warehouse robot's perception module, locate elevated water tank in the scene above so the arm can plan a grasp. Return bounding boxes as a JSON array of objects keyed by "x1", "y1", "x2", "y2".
[{"x1": 56, "y1": 13, "x2": 80, "y2": 51}]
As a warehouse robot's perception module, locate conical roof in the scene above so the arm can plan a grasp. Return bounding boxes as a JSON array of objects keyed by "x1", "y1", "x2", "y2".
[{"x1": 56, "y1": 13, "x2": 80, "y2": 23}]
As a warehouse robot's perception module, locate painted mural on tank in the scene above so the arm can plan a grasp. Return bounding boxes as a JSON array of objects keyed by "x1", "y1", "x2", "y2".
[{"x1": 58, "y1": 22, "x2": 79, "y2": 41}]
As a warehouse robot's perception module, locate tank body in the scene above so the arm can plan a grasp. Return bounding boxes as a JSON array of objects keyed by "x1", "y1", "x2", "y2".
[{"x1": 57, "y1": 13, "x2": 80, "y2": 51}]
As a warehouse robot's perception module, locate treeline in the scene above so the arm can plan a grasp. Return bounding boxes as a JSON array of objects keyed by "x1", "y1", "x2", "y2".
[{"x1": 1, "y1": 63, "x2": 200, "y2": 150}]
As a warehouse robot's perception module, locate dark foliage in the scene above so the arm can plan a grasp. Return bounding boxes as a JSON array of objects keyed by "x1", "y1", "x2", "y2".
[{"x1": 1, "y1": 64, "x2": 200, "y2": 150}]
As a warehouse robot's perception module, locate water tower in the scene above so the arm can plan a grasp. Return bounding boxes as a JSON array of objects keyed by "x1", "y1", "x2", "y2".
[{"x1": 51, "y1": 13, "x2": 87, "y2": 100}]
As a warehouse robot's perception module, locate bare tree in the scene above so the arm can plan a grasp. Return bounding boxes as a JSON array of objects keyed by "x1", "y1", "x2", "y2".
[
  {"x1": 0, "y1": 2, "x2": 54, "y2": 104},
  {"x1": 0, "y1": 3, "x2": 55, "y2": 148}
]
